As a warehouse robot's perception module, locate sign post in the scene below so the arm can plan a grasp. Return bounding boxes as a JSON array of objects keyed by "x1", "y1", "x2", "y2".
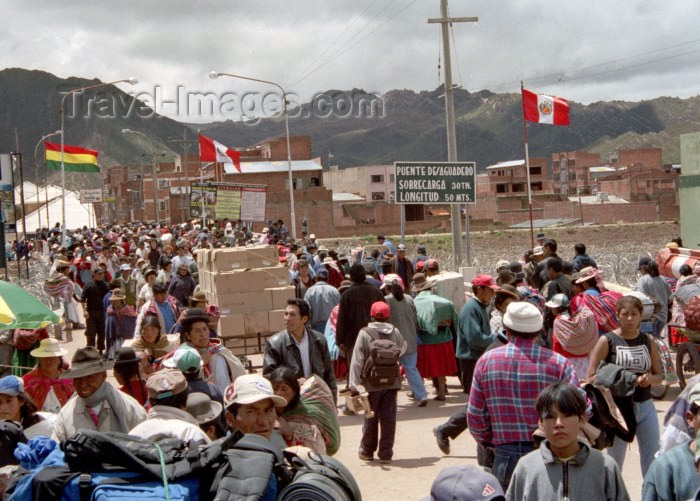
[
  {"x1": 190, "y1": 182, "x2": 267, "y2": 222},
  {"x1": 395, "y1": 161, "x2": 476, "y2": 204},
  {"x1": 395, "y1": 161, "x2": 476, "y2": 269}
]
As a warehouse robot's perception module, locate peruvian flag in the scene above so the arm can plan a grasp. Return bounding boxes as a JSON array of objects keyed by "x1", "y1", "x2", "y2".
[
  {"x1": 522, "y1": 88, "x2": 570, "y2": 125},
  {"x1": 198, "y1": 134, "x2": 241, "y2": 172}
]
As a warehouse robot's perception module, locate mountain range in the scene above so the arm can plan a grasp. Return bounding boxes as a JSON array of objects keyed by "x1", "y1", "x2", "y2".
[{"x1": 2, "y1": 67, "x2": 699, "y2": 191}]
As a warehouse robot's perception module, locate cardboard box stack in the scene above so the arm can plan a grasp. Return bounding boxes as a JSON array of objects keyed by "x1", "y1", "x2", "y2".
[{"x1": 195, "y1": 246, "x2": 295, "y2": 356}]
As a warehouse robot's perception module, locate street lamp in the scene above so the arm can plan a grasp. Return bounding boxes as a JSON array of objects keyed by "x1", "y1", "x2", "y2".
[
  {"x1": 59, "y1": 77, "x2": 137, "y2": 245},
  {"x1": 122, "y1": 128, "x2": 159, "y2": 223},
  {"x1": 33, "y1": 131, "x2": 61, "y2": 231},
  {"x1": 209, "y1": 71, "x2": 297, "y2": 239}
]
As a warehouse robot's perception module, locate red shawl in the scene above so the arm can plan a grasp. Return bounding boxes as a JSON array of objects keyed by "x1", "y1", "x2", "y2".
[
  {"x1": 570, "y1": 290, "x2": 622, "y2": 335},
  {"x1": 22, "y1": 366, "x2": 75, "y2": 411}
]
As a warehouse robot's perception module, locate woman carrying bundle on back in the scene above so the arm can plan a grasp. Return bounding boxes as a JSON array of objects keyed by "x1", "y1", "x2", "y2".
[
  {"x1": 546, "y1": 293, "x2": 597, "y2": 378},
  {"x1": 104, "y1": 289, "x2": 137, "y2": 360},
  {"x1": 266, "y1": 367, "x2": 340, "y2": 456},
  {"x1": 570, "y1": 267, "x2": 621, "y2": 336}
]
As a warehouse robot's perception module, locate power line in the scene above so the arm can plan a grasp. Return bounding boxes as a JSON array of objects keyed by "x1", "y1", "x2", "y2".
[
  {"x1": 447, "y1": 4, "x2": 463, "y2": 88},
  {"x1": 291, "y1": 0, "x2": 420, "y2": 88},
  {"x1": 473, "y1": 37, "x2": 700, "y2": 92},
  {"x1": 289, "y1": 0, "x2": 381, "y2": 84},
  {"x1": 543, "y1": 47, "x2": 700, "y2": 87},
  {"x1": 290, "y1": 0, "x2": 399, "y2": 87}
]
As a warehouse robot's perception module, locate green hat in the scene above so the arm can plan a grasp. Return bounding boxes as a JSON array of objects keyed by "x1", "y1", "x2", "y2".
[{"x1": 163, "y1": 345, "x2": 202, "y2": 373}]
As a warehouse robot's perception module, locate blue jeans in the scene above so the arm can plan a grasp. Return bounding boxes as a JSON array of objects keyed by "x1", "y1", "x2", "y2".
[
  {"x1": 311, "y1": 322, "x2": 327, "y2": 333},
  {"x1": 606, "y1": 398, "x2": 660, "y2": 476},
  {"x1": 492, "y1": 442, "x2": 534, "y2": 491},
  {"x1": 652, "y1": 318, "x2": 666, "y2": 338},
  {"x1": 400, "y1": 352, "x2": 427, "y2": 401}
]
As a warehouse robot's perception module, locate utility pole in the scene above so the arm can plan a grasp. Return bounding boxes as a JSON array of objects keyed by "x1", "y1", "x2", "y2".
[
  {"x1": 428, "y1": 0, "x2": 477, "y2": 268},
  {"x1": 169, "y1": 127, "x2": 196, "y2": 223}
]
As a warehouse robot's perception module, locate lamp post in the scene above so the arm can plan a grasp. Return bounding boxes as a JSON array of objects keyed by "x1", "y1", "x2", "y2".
[
  {"x1": 209, "y1": 71, "x2": 297, "y2": 239},
  {"x1": 33, "y1": 131, "x2": 61, "y2": 232},
  {"x1": 59, "y1": 77, "x2": 137, "y2": 245},
  {"x1": 122, "y1": 128, "x2": 159, "y2": 223},
  {"x1": 168, "y1": 129, "x2": 195, "y2": 223}
]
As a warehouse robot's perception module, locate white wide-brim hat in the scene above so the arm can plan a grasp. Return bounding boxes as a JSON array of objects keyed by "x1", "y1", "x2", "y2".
[{"x1": 30, "y1": 337, "x2": 68, "y2": 358}]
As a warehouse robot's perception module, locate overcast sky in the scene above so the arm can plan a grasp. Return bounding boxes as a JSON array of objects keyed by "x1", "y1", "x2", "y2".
[{"x1": 4, "y1": 0, "x2": 700, "y2": 122}]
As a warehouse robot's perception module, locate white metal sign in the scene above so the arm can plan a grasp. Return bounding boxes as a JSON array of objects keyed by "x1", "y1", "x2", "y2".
[{"x1": 80, "y1": 189, "x2": 103, "y2": 203}]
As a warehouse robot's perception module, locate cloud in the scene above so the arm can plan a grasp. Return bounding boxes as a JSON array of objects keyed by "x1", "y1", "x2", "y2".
[{"x1": 3, "y1": 0, "x2": 699, "y2": 123}]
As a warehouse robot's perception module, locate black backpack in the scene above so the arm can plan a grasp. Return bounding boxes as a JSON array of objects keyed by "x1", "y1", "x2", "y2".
[
  {"x1": 62, "y1": 430, "x2": 205, "y2": 481},
  {"x1": 279, "y1": 450, "x2": 362, "y2": 501},
  {"x1": 0, "y1": 419, "x2": 26, "y2": 467},
  {"x1": 361, "y1": 326, "x2": 401, "y2": 388}
]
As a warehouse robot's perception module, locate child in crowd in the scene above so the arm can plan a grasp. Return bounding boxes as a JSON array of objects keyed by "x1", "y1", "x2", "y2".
[{"x1": 507, "y1": 383, "x2": 630, "y2": 501}]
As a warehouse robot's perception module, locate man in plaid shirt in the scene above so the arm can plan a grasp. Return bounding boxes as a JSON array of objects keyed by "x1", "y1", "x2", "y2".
[{"x1": 467, "y1": 301, "x2": 580, "y2": 491}]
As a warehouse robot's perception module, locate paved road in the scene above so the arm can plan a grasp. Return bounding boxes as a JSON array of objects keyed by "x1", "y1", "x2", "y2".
[{"x1": 57, "y1": 323, "x2": 670, "y2": 500}]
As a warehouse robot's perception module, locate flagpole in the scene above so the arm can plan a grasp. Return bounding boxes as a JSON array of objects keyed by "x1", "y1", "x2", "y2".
[
  {"x1": 33, "y1": 132, "x2": 61, "y2": 235},
  {"x1": 44, "y1": 178, "x2": 49, "y2": 227},
  {"x1": 209, "y1": 71, "x2": 297, "y2": 239},
  {"x1": 521, "y1": 81, "x2": 535, "y2": 250},
  {"x1": 58, "y1": 77, "x2": 138, "y2": 246},
  {"x1": 198, "y1": 129, "x2": 206, "y2": 226}
]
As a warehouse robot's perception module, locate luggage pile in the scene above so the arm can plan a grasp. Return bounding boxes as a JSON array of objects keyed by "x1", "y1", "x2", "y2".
[{"x1": 6, "y1": 431, "x2": 362, "y2": 501}]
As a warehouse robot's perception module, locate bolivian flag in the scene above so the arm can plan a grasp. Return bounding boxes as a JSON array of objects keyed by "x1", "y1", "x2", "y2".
[{"x1": 45, "y1": 141, "x2": 99, "y2": 173}]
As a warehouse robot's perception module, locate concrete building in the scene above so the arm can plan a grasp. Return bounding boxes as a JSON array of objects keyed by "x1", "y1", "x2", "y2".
[
  {"x1": 323, "y1": 164, "x2": 396, "y2": 201},
  {"x1": 597, "y1": 166, "x2": 679, "y2": 204},
  {"x1": 323, "y1": 164, "x2": 431, "y2": 236},
  {"x1": 101, "y1": 135, "x2": 335, "y2": 235},
  {"x1": 485, "y1": 158, "x2": 551, "y2": 196},
  {"x1": 551, "y1": 151, "x2": 602, "y2": 196}
]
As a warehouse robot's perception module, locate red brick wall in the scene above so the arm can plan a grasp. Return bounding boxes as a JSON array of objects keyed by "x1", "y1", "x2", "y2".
[
  {"x1": 617, "y1": 148, "x2": 662, "y2": 169},
  {"x1": 484, "y1": 200, "x2": 679, "y2": 226},
  {"x1": 256, "y1": 200, "x2": 335, "y2": 236},
  {"x1": 256, "y1": 136, "x2": 312, "y2": 161},
  {"x1": 333, "y1": 218, "x2": 445, "y2": 238},
  {"x1": 598, "y1": 177, "x2": 632, "y2": 199},
  {"x1": 221, "y1": 171, "x2": 323, "y2": 194}
]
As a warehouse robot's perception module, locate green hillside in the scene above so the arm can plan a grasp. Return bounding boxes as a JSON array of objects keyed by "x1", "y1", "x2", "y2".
[{"x1": 2, "y1": 68, "x2": 698, "y2": 189}]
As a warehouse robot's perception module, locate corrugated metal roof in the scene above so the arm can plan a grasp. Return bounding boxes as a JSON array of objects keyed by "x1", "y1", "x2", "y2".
[
  {"x1": 486, "y1": 159, "x2": 525, "y2": 170},
  {"x1": 509, "y1": 218, "x2": 579, "y2": 229},
  {"x1": 332, "y1": 192, "x2": 365, "y2": 202},
  {"x1": 567, "y1": 194, "x2": 629, "y2": 204},
  {"x1": 223, "y1": 158, "x2": 322, "y2": 175}
]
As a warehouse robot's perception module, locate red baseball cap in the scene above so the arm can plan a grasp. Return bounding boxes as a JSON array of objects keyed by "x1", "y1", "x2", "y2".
[
  {"x1": 472, "y1": 274, "x2": 500, "y2": 290},
  {"x1": 370, "y1": 301, "x2": 390, "y2": 321}
]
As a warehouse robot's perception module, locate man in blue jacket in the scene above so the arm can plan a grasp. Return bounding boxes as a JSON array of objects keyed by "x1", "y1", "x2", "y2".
[
  {"x1": 642, "y1": 382, "x2": 700, "y2": 500},
  {"x1": 456, "y1": 274, "x2": 500, "y2": 394}
]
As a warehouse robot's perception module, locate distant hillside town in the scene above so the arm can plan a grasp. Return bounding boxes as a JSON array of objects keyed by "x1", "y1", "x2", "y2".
[{"x1": 91, "y1": 135, "x2": 679, "y2": 238}]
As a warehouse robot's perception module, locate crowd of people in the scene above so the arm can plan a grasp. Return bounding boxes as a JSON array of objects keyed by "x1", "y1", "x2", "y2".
[{"x1": 1, "y1": 221, "x2": 700, "y2": 500}]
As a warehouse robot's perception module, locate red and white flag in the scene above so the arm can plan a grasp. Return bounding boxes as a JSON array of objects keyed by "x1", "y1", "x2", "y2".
[
  {"x1": 522, "y1": 88, "x2": 570, "y2": 126},
  {"x1": 198, "y1": 134, "x2": 241, "y2": 172}
]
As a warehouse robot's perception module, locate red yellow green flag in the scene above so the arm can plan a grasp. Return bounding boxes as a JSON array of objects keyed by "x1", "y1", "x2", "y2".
[{"x1": 45, "y1": 141, "x2": 99, "y2": 173}]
